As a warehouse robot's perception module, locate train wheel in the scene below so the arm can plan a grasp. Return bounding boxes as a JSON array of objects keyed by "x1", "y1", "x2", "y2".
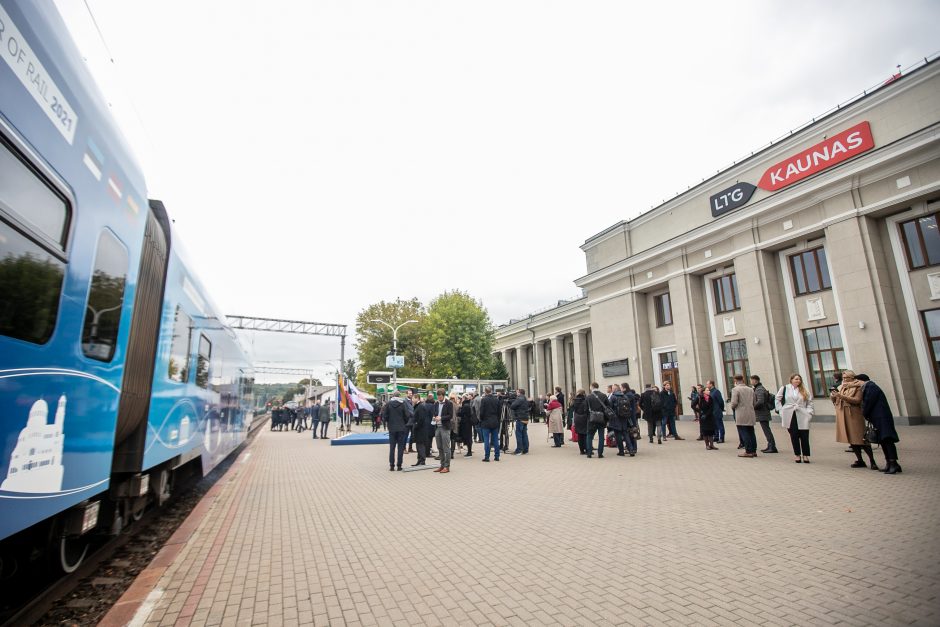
[{"x1": 58, "y1": 535, "x2": 88, "y2": 574}]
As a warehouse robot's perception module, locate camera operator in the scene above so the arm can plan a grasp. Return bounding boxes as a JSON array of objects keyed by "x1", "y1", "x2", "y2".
[
  {"x1": 510, "y1": 389, "x2": 530, "y2": 455},
  {"x1": 498, "y1": 390, "x2": 515, "y2": 453}
]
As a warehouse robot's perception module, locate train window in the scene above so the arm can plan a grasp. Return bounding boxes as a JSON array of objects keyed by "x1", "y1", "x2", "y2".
[
  {"x1": 168, "y1": 306, "x2": 192, "y2": 383},
  {"x1": 81, "y1": 230, "x2": 128, "y2": 361},
  {"x1": 0, "y1": 219, "x2": 65, "y2": 343},
  {"x1": 0, "y1": 136, "x2": 70, "y2": 251},
  {"x1": 196, "y1": 334, "x2": 212, "y2": 389}
]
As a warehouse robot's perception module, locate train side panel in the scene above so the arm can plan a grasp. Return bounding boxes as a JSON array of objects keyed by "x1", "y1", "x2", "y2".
[
  {"x1": 0, "y1": 0, "x2": 148, "y2": 541},
  {"x1": 142, "y1": 245, "x2": 251, "y2": 476}
]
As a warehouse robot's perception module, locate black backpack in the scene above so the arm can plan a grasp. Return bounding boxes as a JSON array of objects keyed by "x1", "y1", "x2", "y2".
[
  {"x1": 616, "y1": 395, "x2": 633, "y2": 419},
  {"x1": 650, "y1": 391, "x2": 662, "y2": 412}
]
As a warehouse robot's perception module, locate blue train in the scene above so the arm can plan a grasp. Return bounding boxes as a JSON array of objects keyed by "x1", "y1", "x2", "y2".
[{"x1": 0, "y1": 0, "x2": 253, "y2": 574}]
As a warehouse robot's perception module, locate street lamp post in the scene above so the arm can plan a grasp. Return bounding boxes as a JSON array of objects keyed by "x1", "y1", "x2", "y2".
[{"x1": 370, "y1": 319, "x2": 418, "y2": 396}]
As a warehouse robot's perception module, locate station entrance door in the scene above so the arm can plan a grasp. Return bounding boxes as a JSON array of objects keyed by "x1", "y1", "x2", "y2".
[{"x1": 659, "y1": 350, "x2": 682, "y2": 414}]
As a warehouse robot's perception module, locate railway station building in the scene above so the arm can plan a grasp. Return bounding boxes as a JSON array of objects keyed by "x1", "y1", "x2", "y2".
[{"x1": 493, "y1": 59, "x2": 940, "y2": 422}]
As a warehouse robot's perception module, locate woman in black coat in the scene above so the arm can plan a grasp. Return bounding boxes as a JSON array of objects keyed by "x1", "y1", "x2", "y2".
[
  {"x1": 571, "y1": 390, "x2": 589, "y2": 455},
  {"x1": 458, "y1": 395, "x2": 474, "y2": 457},
  {"x1": 857, "y1": 375, "x2": 901, "y2": 474}
]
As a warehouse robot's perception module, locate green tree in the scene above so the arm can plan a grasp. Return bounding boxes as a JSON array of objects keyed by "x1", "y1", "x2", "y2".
[
  {"x1": 354, "y1": 298, "x2": 429, "y2": 389},
  {"x1": 425, "y1": 291, "x2": 494, "y2": 378},
  {"x1": 489, "y1": 356, "x2": 509, "y2": 380},
  {"x1": 342, "y1": 359, "x2": 359, "y2": 382}
]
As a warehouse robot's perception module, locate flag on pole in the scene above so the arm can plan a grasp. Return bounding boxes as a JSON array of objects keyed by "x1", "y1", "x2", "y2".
[
  {"x1": 347, "y1": 379, "x2": 374, "y2": 413},
  {"x1": 336, "y1": 374, "x2": 346, "y2": 415}
]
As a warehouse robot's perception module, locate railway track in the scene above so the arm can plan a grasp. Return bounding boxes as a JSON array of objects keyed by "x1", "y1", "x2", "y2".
[{"x1": 1, "y1": 413, "x2": 270, "y2": 627}]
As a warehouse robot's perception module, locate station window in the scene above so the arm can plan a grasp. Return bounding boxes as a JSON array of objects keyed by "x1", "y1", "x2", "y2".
[
  {"x1": 720, "y1": 339, "x2": 749, "y2": 394},
  {"x1": 168, "y1": 306, "x2": 192, "y2": 383},
  {"x1": 803, "y1": 324, "x2": 847, "y2": 397},
  {"x1": 0, "y1": 136, "x2": 70, "y2": 344},
  {"x1": 900, "y1": 213, "x2": 940, "y2": 270},
  {"x1": 81, "y1": 231, "x2": 128, "y2": 361},
  {"x1": 712, "y1": 274, "x2": 740, "y2": 314},
  {"x1": 923, "y1": 309, "x2": 940, "y2": 387},
  {"x1": 790, "y1": 247, "x2": 832, "y2": 295},
  {"x1": 654, "y1": 292, "x2": 673, "y2": 326},
  {"x1": 196, "y1": 334, "x2": 212, "y2": 389}
]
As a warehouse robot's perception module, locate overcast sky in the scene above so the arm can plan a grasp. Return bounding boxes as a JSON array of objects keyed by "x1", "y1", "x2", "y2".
[{"x1": 54, "y1": 0, "x2": 939, "y2": 383}]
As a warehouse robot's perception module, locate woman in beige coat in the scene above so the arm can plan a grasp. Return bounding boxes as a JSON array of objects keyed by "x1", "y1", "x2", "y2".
[
  {"x1": 831, "y1": 370, "x2": 878, "y2": 470},
  {"x1": 546, "y1": 395, "x2": 565, "y2": 447}
]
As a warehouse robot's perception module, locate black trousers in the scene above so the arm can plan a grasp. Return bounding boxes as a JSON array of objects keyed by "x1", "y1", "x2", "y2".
[
  {"x1": 576, "y1": 432, "x2": 586, "y2": 453},
  {"x1": 881, "y1": 439, "x2": 899, "y2": 462},
  {"x1": 788, "y1": 416, "x2": 810, "y2": 456},
  {"x1": 758, "y1": 420, "x2": 776, "y2": 449}
]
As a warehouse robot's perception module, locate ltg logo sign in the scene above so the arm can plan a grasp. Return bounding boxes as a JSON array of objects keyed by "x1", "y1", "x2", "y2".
[{"x1": 710, "y1": 121, "x2": 874, "y2": 218}]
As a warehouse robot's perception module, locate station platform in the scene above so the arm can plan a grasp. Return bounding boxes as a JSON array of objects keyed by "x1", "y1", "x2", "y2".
[{"x1": 102, "y1": 422, "x2": 940, "y2": 626}]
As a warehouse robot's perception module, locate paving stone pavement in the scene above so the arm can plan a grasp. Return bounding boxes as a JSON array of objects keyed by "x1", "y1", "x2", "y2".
[{"x1": 119, "y1": 421, "x2": 940, "y2": 627}]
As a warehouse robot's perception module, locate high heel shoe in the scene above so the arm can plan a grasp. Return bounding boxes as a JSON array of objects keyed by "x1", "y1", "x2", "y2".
[{"x1": 802, "y1": 456, "x2": 810, "y2": 464}]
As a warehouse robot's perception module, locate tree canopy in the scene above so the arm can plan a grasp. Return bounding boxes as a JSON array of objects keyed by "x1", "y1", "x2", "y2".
[{"x1": 354, "y1": 292, "x2": 504, "y2": 390}]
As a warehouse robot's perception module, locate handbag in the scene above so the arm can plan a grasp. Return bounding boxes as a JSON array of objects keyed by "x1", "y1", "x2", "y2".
[
  {"x1": 570, "y1": 426, "x2": 579, "y2": 442},
  {"x1": 864, "y1": 421, "x2": 879, "y2": 445},
  {"x1": 589, "y1": 410, "x2": 606, "y2": 426},
  {"x1": 629, "y1": 426, "x2": 640, "y2": 439}
]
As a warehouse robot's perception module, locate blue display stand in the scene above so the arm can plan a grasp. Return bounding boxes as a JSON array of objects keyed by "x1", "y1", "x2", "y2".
[{"x1": 329, "y1": 432, "x2": 390, "y2": 446}]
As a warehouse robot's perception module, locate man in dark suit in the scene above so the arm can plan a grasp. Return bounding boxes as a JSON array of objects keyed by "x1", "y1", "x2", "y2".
[
  {"x1": 433, "y1": 390, "x2": 455, "y2": 473},
  {"x1": 706, "y1": 380, "x2": 726, "y2": 443},
  {"x1": 381, "y1": 392, "x2": 414, "y2": 471}
]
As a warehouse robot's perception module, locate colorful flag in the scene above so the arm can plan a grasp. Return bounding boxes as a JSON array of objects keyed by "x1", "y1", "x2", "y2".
[{"x1": 347, "y1": 379, "x2": 374, "y2": 413}]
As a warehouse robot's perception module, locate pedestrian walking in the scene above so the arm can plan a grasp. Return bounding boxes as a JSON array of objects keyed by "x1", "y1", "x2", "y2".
[
  {"x1": 750, "y1": 375, "x2": 777, "y2": 453},
  {"x1": 730, "y1": 374, "x2": 758, "y2": 457},
  {"x1": 775, "y1": 374, "x2": 813, "y2": 463},
  {"x1": 831, "y1": 370, "x2": 878, "y2": 470}
]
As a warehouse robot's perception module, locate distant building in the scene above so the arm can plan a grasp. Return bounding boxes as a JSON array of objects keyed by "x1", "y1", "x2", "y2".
[
  {"x1": 2, "y1": 396, "x2": 66, "y2": 493},
  {"x1": 494, "y1": 59, "x2": 940, "y2": 422}
]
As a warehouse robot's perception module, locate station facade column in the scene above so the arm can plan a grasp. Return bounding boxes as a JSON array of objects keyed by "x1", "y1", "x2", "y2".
[{"x1": 572, "y1": 330, "x2": 590, "y2": 392}]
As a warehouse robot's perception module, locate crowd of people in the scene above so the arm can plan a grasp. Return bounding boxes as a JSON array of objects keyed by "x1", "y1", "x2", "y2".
[
  {"x1": 270, "y1": 400, "x2": 332, "y2": 439},
  {"x1": 373, "y1": 369, "x2": 903, "y2": 475}
]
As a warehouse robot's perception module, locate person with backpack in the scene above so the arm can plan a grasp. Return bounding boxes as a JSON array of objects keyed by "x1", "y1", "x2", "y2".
[
  {"x1": 585, "y1": 382, "x2": 609, "y2": 458},
  {"x1": 640, "y1": 384, "x2": 663, "y2": 444},
  {"x1": 750, "y1": 375, "x2": 777, "y2": 453}
]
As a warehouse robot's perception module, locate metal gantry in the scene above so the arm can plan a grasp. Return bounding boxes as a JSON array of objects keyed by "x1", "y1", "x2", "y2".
[{"x1": 226, "y1": 315, "x2": 346, "y2": 337}]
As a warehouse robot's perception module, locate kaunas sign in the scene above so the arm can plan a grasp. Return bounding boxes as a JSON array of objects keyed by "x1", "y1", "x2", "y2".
[{"x1": 758, "y1": 121, "x2": 874, "y2": 191}]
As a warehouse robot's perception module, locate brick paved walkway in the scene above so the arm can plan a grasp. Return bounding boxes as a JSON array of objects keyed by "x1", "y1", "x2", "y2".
[{"x1": 109, "y1": 420, "x2": 940, "y2": 626}]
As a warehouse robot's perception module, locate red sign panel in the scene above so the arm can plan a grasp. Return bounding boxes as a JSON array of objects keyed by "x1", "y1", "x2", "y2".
[{"x1": 757, "y1": 121, "x2": 874, "y2": 191}]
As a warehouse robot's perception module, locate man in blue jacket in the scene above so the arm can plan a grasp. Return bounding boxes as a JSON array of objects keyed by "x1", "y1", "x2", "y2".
[{"x1": 706, "y1": 380, "x2": 726, "y2": 443}]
